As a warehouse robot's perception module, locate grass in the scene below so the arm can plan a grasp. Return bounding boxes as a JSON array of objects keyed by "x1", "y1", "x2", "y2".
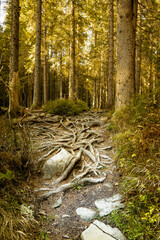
[
  {"x1": 0, "y1": 117, "x2": 40, "y2": 239},
  {"x1": 105, "y1": 95, "x2": 160, "y2": 240}
]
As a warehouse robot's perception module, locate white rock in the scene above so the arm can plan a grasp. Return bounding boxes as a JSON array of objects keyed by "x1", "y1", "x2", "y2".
[
  {"x1": 95, "y1": 194, "x2": 125, "y2": 217},
  {"x1": 76, "y1": 207, "x2": 96, "y2": 222},
  {"x1": 81, "y1": 223, "x2": 115, "y2": 240},
  {"x1": 43, "y1": 148, "x2": 72, "y2": 179},
  {"x1": 93, "y1": 220, "x2": 126, "y2": 240},
  {"x1": 105, "y1": 193, "x2": 122, "y2": 202}
]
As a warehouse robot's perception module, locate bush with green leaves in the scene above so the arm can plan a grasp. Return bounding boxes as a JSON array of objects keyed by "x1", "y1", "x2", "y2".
[
  {"x1": 43, "y1": 99, "x2": 89, "y2": 116},
  {"x1": 107, "y1": 96, "x2": 160, "y2": 240}
]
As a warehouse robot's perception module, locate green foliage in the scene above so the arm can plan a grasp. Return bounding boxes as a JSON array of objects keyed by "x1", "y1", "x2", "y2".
[
  {"x1": 43, "y1": 99, "x2": 89, "y2": 116},
  {"x1": 108, "y1": 96, "x2": 160, "y2": 239},
  {"x1": 73, "y1": 181, "x2": 83, "y2": 192},
  {"x1": 0, "y1": 170, "x2": 15, "y2": 181}
]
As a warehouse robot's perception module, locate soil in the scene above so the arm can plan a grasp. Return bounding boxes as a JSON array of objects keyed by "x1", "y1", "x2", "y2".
[{"x1": 26, "y1": 110, "x2": 120, "y2": 240}]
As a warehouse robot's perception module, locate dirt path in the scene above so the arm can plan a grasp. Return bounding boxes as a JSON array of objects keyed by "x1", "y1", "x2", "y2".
[{"x1": 26, "y1": 111, "x2": 119, "y2": 240}]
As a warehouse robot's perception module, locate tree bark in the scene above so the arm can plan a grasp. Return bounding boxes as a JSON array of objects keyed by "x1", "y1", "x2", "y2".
[
  {"x1": 135, "y1": 1, "x2": 142, "y2": 94},
  {"x1": 43, "y1": 24, "x2": 48, "y2": 103},
  {"x1": 115, "y1": 0, "x2": 136, "y2": 110},
  {"x1": 33, "y1": 0, "x2": 42, "y2": 107},
  {"x1": 107, "y1": 0, "x2": 114, "y2": 107},
  {"x1": 70, "y1": 0, "x2": 76, "y2": 100},
  {"x1": 93, "y1": 31, "x2": 97, "y2": 108},
  {"x1": 60, "y1": 47, "x2": 63, "y2": 99},
  {"x1": 9, "y1": 0, "x2": 20, "y2": 116}
]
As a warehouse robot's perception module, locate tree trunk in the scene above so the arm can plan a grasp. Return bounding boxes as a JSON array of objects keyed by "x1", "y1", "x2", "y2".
[
  {"x1": 93, "y1": 31, "x2": 97, "y2": 108},
  {"x1": 115, "y1": 0, "x2": 136, "y2": 110},
  {"x1": 33, "y1": 0, "x2": 42, "y2": 107},
  {"x1": 69, "y1": 42, "x2": 73, "y2": 99},
  {"x1": 70, "y1": 0, "x2": 76, "y2": 100},
  {"x1": 75, "y1": 5, "x2": 79, "y2": 100},
  {"x1": 135, "y1": 1, "x2": 142, "y2": 94},
  {"x1": 43, "y1": 24, "x2": 48, "y2": 103},
  {"x1": 9, "y1": 0, "x2": 20, "y2": 116},
  {"x1": 107, "y1": 0, "x2": 114, "y2": 107},
  {"x1": 60, "y1": 48, "x2": 63, "y2": 99}
]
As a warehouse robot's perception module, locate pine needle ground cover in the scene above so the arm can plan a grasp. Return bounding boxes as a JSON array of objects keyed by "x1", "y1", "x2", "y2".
[{"x1": 106, "y1": 97, "x2": 160, "y2": 240}]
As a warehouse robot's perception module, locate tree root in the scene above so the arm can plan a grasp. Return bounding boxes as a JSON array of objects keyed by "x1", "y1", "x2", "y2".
[{"x1": 37, "y1": 176, "x2": 106, "y2": 201}]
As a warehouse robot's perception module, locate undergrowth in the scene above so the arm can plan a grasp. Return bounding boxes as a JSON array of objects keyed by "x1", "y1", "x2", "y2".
[
  {"x1": 43, "y1": 99, "x2": 89, "y2": 115},
  {"x1": 0, "y1": 117, "x2": 40, "y2": 239},
  {"x1": 106, "y1": 96, "x2": 160, "y2": 240}
]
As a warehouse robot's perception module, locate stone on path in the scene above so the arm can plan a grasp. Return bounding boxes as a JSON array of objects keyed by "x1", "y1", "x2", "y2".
[
  {"x1": 95, "y1": 194, "x2": 125, "y2": 217},
  {"x1": 76, "y1": 207, "x2": 96, "y2": 222},
  {"x1": 52, "y1": 197, "x2": 62, "y2": 209},
  {"x1": 81, "y1": 220, "x2": 126, "y2": 240},
  {"x1": 43, "y1": 148, "x2": 72, "y2": 179}
]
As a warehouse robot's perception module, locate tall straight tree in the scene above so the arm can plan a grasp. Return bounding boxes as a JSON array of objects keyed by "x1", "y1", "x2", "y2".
[
  {"x1": 115, "y1": 0, "x2": 137, "y2": 110},
  {"x1": 69, "y1": 0, "x2": 76, "y2": 99},
  {"x1": 9, "y1": 0, "x2": 20, "y2": 116},
  {"x1": 43, "y1": 23, "x2": 48, "y2": 103},
  {"x1": 33, "y1": 0, "x2": 42, "y2": 107},
  {"x1": 107, "y1": 0, "x2": 114, "y2": 107}
]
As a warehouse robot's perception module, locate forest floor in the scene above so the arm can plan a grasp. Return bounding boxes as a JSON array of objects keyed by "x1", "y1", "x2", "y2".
[{"x1": 25, "y1": 110, "x2": 120, "y2": 240}]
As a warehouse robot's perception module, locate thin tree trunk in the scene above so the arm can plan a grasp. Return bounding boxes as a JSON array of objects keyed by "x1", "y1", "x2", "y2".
[
  {"x1": 9, "y1": 0, "x2": 20, "y2": 116},
  {"x1": 135, "y1": 1, "x2": 142, "y2": 94},
  {"x1": 33, "y1": 0, "x2": 42, "y2": 107},
  {"x1": 71, "y1": 0, "x2": 76, "y2": 100},
  {"x1": 43, "y1": 24, "x2": 48, "y2": 103},
  {"x1": 107, "y1": 0, "x2": 114, "y2": 107},
  {"x1": 115, "y1": 0, "x2": 137, "y2": 110},
  {"x1": 69, "y1": 41, "x2": 73, "y2": 98},
  {"x1": 75, "y1": 4, "x2": 79, "y2": 100},
  {"x1": 93, "y1": 31, "x2": 97, "y2": 108},
  {"x1": 60, "y1": 48, "x2": 63, "y2": 99}
]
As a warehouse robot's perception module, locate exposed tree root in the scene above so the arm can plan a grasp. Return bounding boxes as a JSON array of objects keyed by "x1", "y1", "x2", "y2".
[
  {"x1": 37, "y1": 176, "x2": 106, "y2": 201},
  {"x1": 25, "y1": 111, "x2": 113, "y2": 201}
]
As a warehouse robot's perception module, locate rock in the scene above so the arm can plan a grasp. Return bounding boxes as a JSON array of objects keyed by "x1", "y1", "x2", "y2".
[
  {"x1": 81, "y1": 223, "x2": 115, "y2": 240},
  {"x1": 76, "y1": 207, "x2": 96, "y2": 222},
  {"x1": 43, "y1": 148, "x2": 72, "y2": 179},
  {"x1": 81, "y1": 220, "x2": 126, "y2": 240},
  {"x1": 52, "y1": 197, "x2": 62, "y2": 209},
  {"x1": 95, "y1": 194, "x2": 125, "y2": 217},
  {"x1": 93, "y1": 220, "x2": 126, "y2": 240}
]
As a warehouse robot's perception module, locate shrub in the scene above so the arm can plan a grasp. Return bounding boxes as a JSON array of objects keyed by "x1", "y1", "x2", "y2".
[{"x1": 43, "y1": 99, "x2": 89, "y2": 116}]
